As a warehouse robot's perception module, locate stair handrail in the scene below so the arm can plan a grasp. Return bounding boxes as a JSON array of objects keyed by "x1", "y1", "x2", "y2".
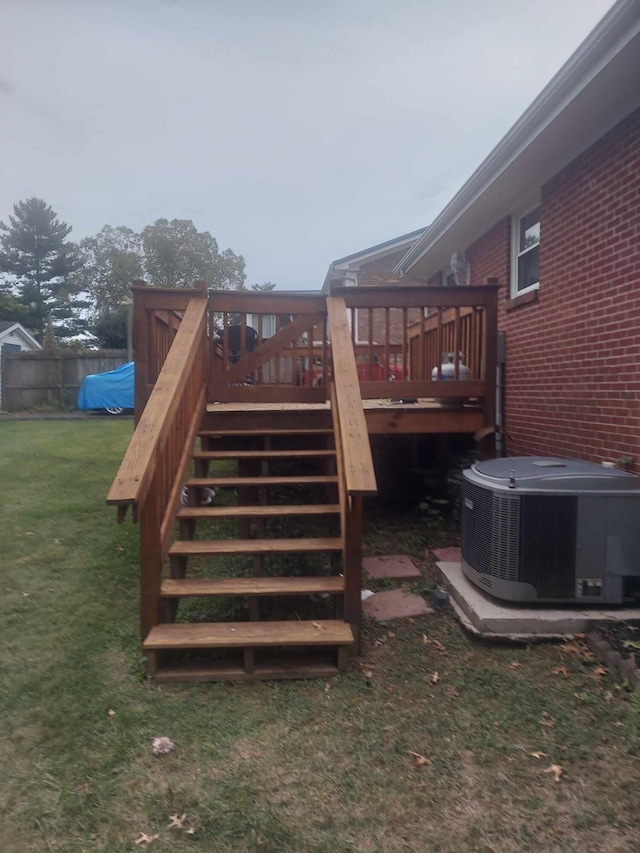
[
  {"x1": 326, "y1": 296, "x2": 377, "y2": 497},
  {"x1": 107, "y1": 295, "x2": 208, "y2": 519}
]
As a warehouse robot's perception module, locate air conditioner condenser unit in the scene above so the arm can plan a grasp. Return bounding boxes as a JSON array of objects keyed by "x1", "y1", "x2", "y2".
[{"x1": 461, "y1": 457, "x2": 640, "y2": 604}]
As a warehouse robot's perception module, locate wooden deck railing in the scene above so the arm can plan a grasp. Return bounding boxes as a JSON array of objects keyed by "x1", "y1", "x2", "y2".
[
  {"x1": 131, "y1": 281, "x2": 208, "y2": 423},
  {"x1": 329, "y1": 283, "x2": 498, "y2": 428},
  {"x1": 207, "y1": 290, "x2": 330, "y2": 404},
  {"x1": 326, "y1": 297, "x2": 377, "y2": 650},
  {"x1": 107, "y1": 293, "x2": 209, "y2": 639}
]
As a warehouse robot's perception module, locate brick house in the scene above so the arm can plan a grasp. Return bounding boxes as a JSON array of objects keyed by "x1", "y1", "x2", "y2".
[
  {"x1": 395, "y1": 0, "x2": 640, "y2": 467},
  {"x1": 323, "y1": 228, "x2": 424, "y2": 346}
]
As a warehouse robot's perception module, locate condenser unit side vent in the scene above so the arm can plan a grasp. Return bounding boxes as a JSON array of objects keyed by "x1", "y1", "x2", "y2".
[{"x1": 491, "y1": 493, "x2": 521, "y2": 582}]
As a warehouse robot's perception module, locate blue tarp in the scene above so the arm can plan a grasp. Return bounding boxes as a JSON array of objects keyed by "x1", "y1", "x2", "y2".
[{"x1": 77, "y1": 362, "x2": 134, "y2": 411}]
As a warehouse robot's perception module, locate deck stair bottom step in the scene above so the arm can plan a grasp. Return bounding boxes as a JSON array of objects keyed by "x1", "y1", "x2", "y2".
[
  {"x1": 143, "y1": 620, "x2": 354, "y2": 650},
  {"x1": 161, "y1": 576, "x2": 344, "y2": 597}
]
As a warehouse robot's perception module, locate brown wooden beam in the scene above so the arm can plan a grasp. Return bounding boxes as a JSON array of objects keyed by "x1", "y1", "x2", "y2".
[{"x1": 331, "y1": 284, "x2": 499, "y2": 309}]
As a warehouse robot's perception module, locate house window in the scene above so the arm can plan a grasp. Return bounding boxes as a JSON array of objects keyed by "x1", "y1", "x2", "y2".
[{"x1": 515, "y1": 208, "x2": 540, "y2": 294}]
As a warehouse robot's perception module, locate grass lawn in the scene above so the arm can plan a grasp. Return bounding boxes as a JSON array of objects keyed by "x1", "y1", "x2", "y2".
[{"x1": 1, "y1": 420, "x2": 640, "y2": 853}]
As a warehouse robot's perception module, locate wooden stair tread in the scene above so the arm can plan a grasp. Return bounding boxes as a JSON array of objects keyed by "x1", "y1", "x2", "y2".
[
  {"x1": 169, "y1": 537, "x2": 343, "y2": 556},
  {"x1": 177, "y1": 503, "x2": 340, "y2": 519},
  {"x1": 161, "y1": 576, "x2": 344, "y2": 597},
  {"x1": 143, "y1": 620, "x2": 354, "y2": 649},
  {"x1": 193, "y1": 449, "x2": 335, "y2": 459},
  {"x1": 199, "y1": 429, "x2": 333, "y2": 437},
  {"x1": 186, "y1": 475, "x2": 338, "y2": 488}
]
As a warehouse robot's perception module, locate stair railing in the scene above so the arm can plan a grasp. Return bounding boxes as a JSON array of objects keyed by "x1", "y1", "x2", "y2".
[
  {"x1": 107, "y1": 292, "x2": 209, "y2": 639},
  {"x1": 326, "y1": 296, "x2": 378, "y2": 650}
]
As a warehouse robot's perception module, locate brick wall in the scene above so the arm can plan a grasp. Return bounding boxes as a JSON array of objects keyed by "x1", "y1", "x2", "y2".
[{"x1": 463, "y1": 107, "x2": 640, "y2": 466}]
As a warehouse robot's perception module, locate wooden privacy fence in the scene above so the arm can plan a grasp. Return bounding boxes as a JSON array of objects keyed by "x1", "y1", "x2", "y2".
[{"x1": 1, "y1": 350, "x2": 128, "y2": 411}]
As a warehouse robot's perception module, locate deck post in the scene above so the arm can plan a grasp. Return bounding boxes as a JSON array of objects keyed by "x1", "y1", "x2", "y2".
[
  {"x1": 344, "y1": 494, "x2": 364, "y2": 654},
  {"x1": 140, "y1": 472, "x2": 162, "y2": 641},
  {"x1": 132, "y1": 280, "x2": 149, "y2": 425},
  {"x1": 483, "y1": 278, "x2": 499, "y2": 432}
]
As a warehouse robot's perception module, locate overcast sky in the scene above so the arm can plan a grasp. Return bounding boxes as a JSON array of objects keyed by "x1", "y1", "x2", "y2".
[{"x1": 2, "y1": 0, "x2": 614, "y2": 290}]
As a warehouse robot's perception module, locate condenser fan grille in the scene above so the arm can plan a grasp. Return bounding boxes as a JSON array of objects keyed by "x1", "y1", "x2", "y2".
[{"x1": 461, "y1": 481, "x2": 520, "y2": 581}]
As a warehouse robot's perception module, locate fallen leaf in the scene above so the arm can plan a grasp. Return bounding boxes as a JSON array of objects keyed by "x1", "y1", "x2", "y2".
[
  {"x1": 559, "y1": 643, "x2": 581, "y2": 656},
  {"x1": 614, "y1": 721, "x2": 624, "y2": 728},
  {"x1": 573, "y1": 692, "x2": 586, "y2": 701},
  {"x1": 574, "y1": 633, "x2": 585, "y2": 639},
  {"x1": 529, "y1": 751, "x2": 547, "y2": 759},
  {"x1": 593, "y1": 667, "x2": 608, "y2": 677},
  {"x1": 53, "y1": 539, "x2": 61, "y2": 545},
  {"x1": 134, "y1": 833, "x2": 159, "y2": 847},
  {"x1": 627, "y1": 626, "x2": 639, "y2": 633},
  {"x1": 552, "y1": 666, "x2": 569, "y2": 677},
  {"x1": 604, "y1": 690, "x2": 614, "y2": 703},
  {"x1": 107, "y1": 709, "x2": 116, "y2": 717},
  {"x1": 24, "y1": 532, "x2": 34, "y2": 537},
  {"x1": 363, "y1": 670, "x2": 374, "y2": 680},
  {"x1": 387, "y1": 630, "x2": 396, "y2": 639},
  {"x1": 185, "y1": 828, "x2": 196, "y2": 835},
  {"x1": 430, "y1": 671, "x2": 440, "y2": 684},
  {"x1": 444, "y1": 685, "x2": 459, "y2": 699},
  {"x1": 312, "y1": 622, "x2": 326, "y2": 631},
  {"x1": 509, "y1": 661, "x2": 523, "y2": 670},
  {"x1": 348, "y1": 696, "x2": 366, "y2": 706},
  {"x1": 115, "y1": 544, "x2": 124, "y2": 552},
  {"x1": 422, "y1": 634, "x2": 431, "y2": 645},
  {"x1": 582, "y1": 650, "x2": 595, "y2": 660},
  {"x1": 408, "y1": 750, "x2": 432, "y2": 767},
  {"x1": 152, "y1": 736, "x2": 175, "y2": 755},
  {"x1": 167, "y1": 813, "x2": 187, "y2": 830},
  {"x1": 544, "y1": 764, "x2": 563, "y2": 782},
  {"x1": 408, "y1": 618, "x2": 415, "y2": 625},
  {"x1": 433, "y1": 639, "x2": 447, "y2": 652}
]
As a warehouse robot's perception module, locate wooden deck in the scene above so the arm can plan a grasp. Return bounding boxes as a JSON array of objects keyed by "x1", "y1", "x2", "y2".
[{"x1": 107, "y1": 281, "x2": 498, "y2": 682}]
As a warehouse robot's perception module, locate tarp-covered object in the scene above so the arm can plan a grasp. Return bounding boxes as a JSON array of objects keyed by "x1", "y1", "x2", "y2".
[{"x1": 77, "y1": 362, "x2": 134, "y2": 411}]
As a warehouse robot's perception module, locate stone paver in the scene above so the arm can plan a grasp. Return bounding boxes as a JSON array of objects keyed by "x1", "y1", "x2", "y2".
[
  {"x1": 431, "y1": 546, "x2": 461, "y2": 563},
  {"x1": 362, "y1": 554, "x2": 421, "y2": 582},
  {"x1": 362, "y1": 589, "x2": 432, "y2": 622}
]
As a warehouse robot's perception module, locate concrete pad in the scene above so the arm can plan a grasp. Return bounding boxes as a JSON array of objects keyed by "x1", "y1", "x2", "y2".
[
  {"x1": 362, "y1": 554, "x2": 421, "y2": 582},
  {"x1": 430, "y1": 547, "x2": 461, "y2": 563},
  {"x1": 362, "y1": 589, "x2": 432, "y2": 622},
  {"x1": 438, "y1": 561, "x2": 640, "y2": 640}
]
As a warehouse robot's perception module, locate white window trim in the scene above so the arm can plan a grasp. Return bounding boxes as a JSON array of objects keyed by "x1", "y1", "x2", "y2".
[{"x1": 511, "y1": 204, "x2": 541, "y2": 298}]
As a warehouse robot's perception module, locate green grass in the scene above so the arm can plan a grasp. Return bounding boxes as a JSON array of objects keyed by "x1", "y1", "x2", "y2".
[{"x1": 1, "y1": 421, "x2": 640, "y2": 852}]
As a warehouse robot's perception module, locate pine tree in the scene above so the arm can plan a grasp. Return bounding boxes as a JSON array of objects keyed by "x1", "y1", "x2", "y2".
[{"x1": 0, "y1": 198, "x2": 83, "y2": 342}]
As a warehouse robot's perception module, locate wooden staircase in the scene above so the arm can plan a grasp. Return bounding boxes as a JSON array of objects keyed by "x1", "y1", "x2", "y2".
[
  {"x1": 142, "y1": 426, "x2": 356, "y2": 682},
  {"x1": 107, "y1": 288, "x2": 384, "y2": 683}
]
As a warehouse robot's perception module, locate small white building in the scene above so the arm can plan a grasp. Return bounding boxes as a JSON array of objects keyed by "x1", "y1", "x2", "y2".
[{"x1": 0, "y1": 322, "x2": 41, "y2": 410}]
